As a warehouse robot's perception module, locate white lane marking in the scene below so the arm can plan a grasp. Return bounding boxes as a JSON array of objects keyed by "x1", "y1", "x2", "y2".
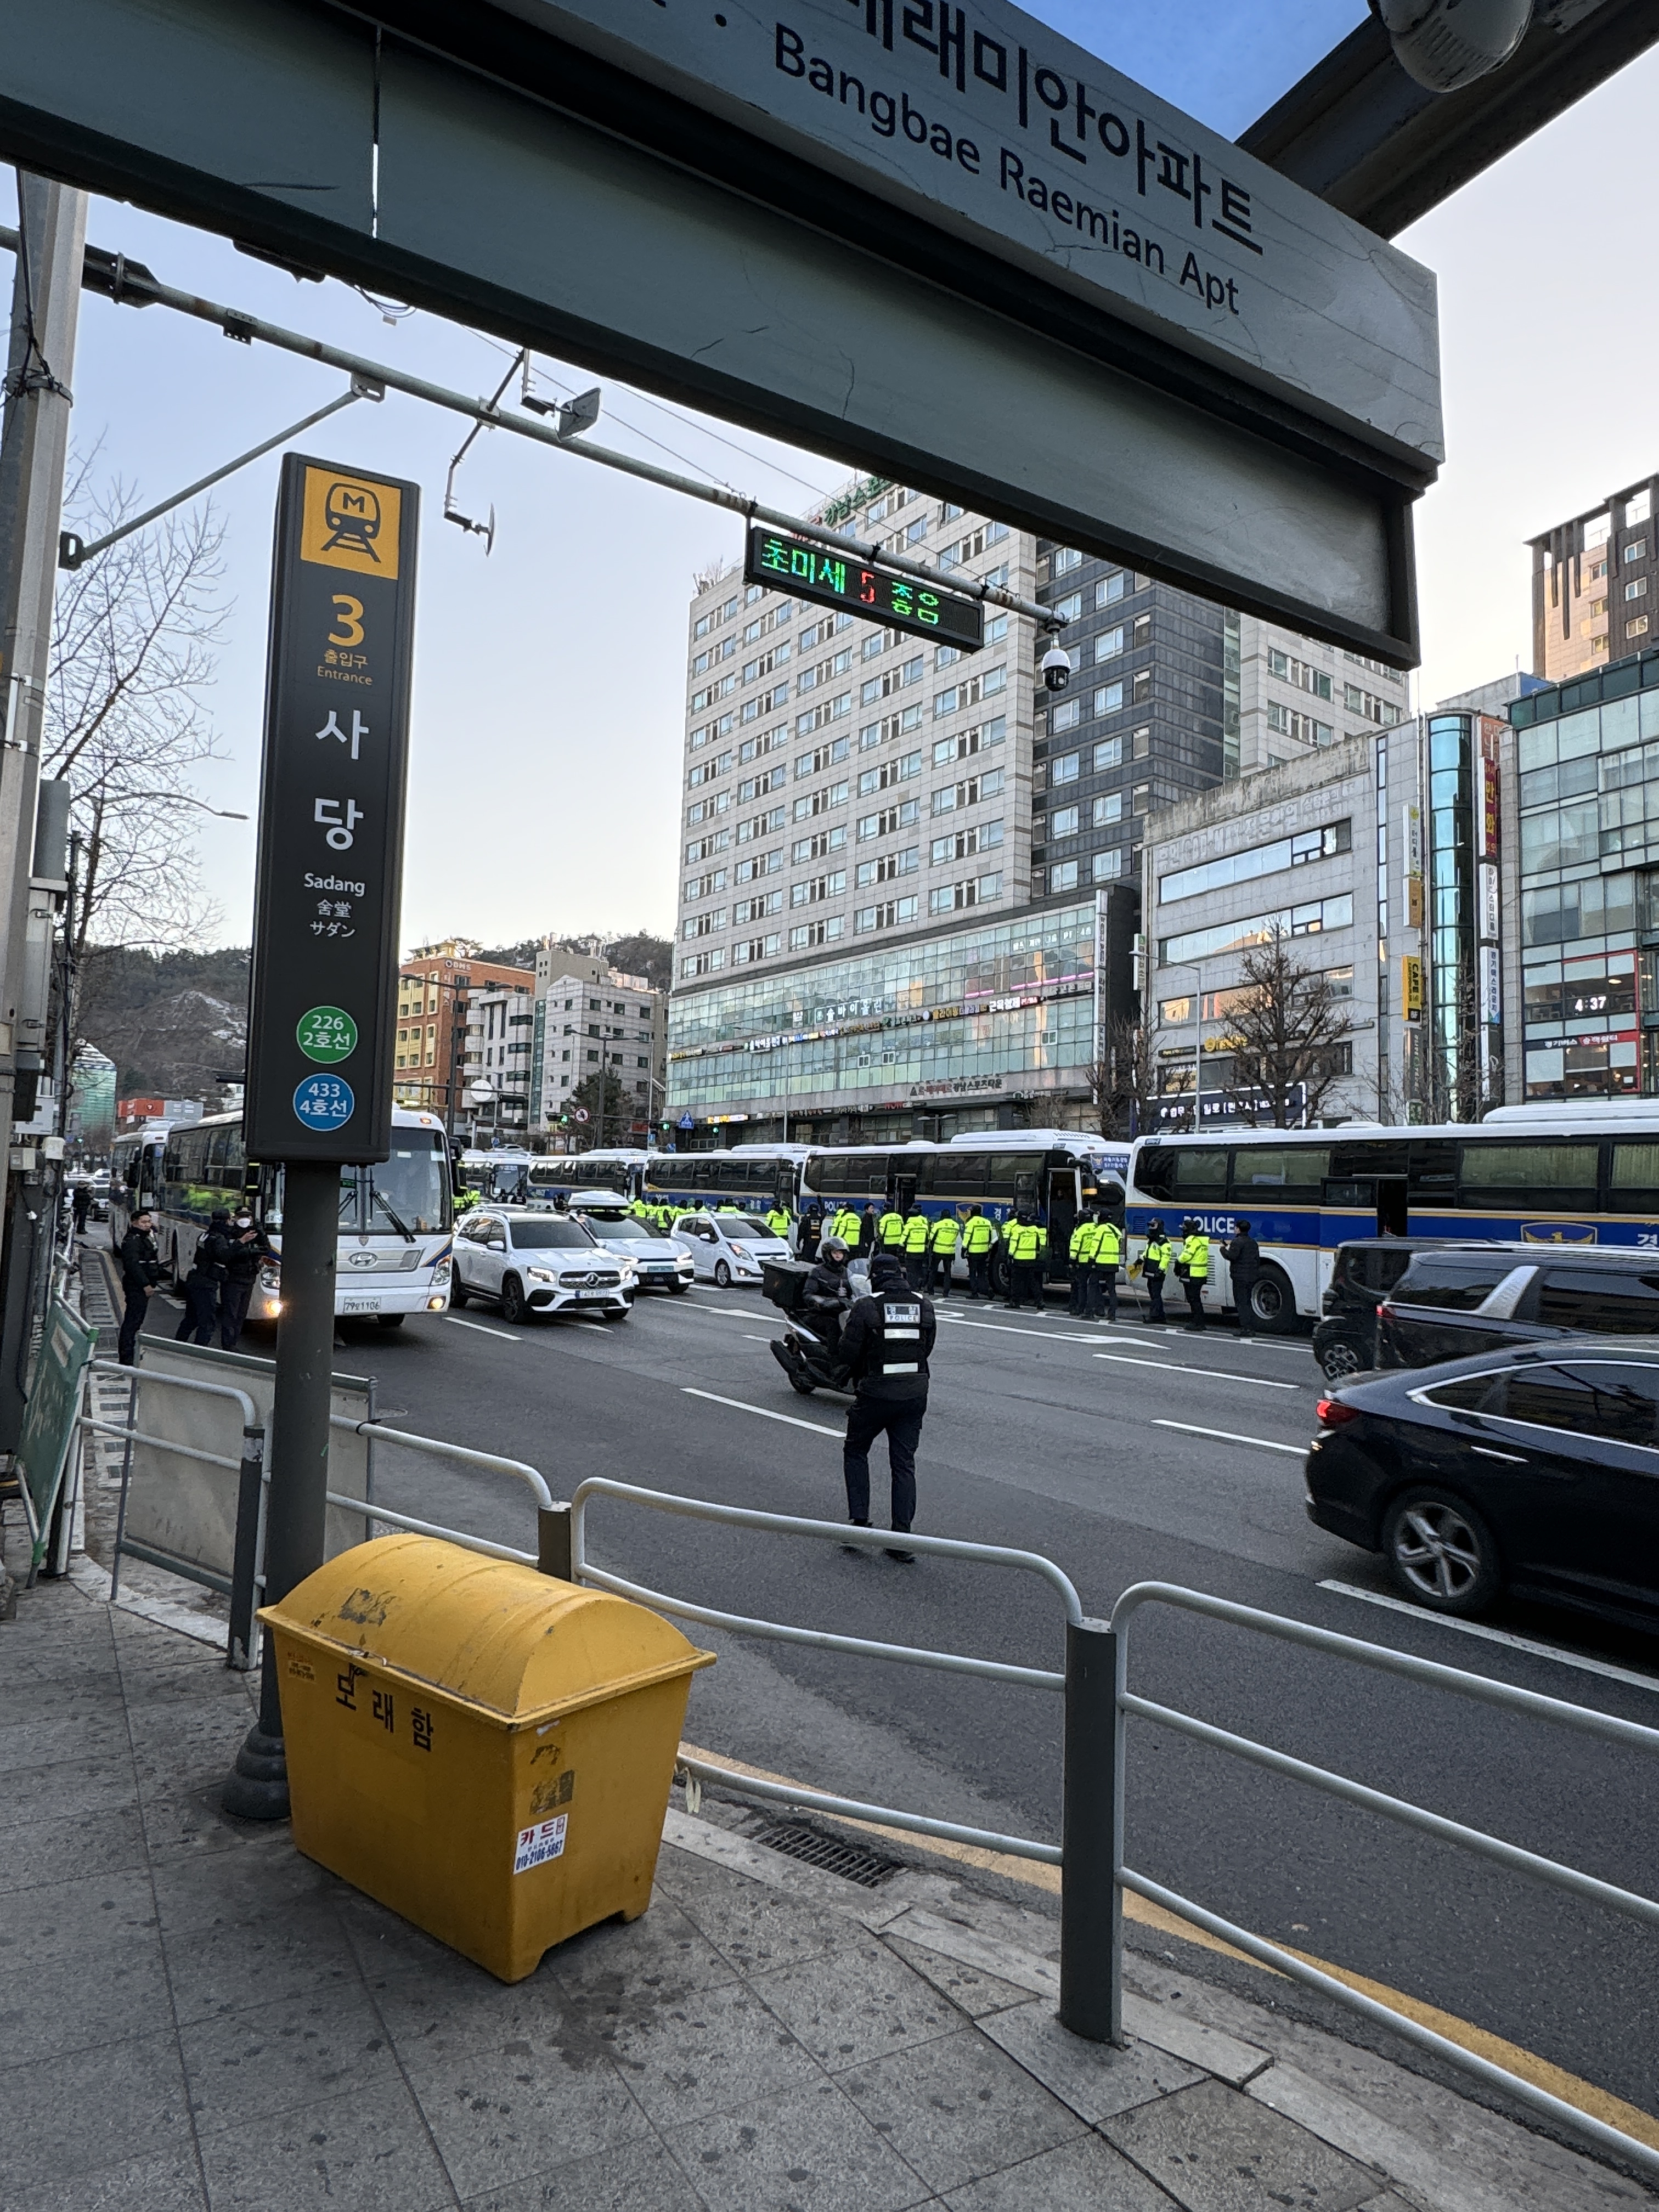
[
  {"x1": 683, "y1": 1305, "x2": 767, "y2": 1319},
  {"x1": 1152, "y1": 1419, "x2": 1307, "y2": 1457},
  {"x1": 1094, "y1": 1353, "x2": 1298, "y2": 1391},
  {"x1": 682, "y1": 1386, "x2": 841, "y2": 1439},
  {"x1": 1318, "y1": 1581, "x2": 1659, "y2": 1695},
  {"x1": 939, "y1": 1316, "x2": 1101, "y2": 1345},
  {"x1": 445, "y1": 1314, "x2": 521, "y2": 1342},
  {"x1": 743, "y1": 1334, "x2": 773, "y2": 1344}
]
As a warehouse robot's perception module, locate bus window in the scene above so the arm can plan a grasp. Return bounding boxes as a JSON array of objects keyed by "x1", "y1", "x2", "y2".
[
  {"x1": 1229, "y1": 1147, "x2": 1328, "y2": 1203},
  {"x1": 1170, "y1": 1148, "x2": 1229, "y2": 1204},
  {"x1": 1408, "y1": 1139, "x2": 1457, "y2": 1202},
  {"x1": 1609, "y1": 1141, "x2": 1659, "y2": 1215},
  {"x1": 1458, "y1": 1141, "x2": 1598, "y2": 1215}
]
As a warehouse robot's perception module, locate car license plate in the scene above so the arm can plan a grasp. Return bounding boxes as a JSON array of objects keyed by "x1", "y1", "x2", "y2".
[{"x1": 341, "y1": 1296, "x2": 382, "y2": 1314}]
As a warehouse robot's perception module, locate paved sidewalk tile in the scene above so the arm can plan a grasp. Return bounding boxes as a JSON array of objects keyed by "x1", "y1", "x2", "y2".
[
  {"x1": 402, "y1": 2022, "x2": 654, "y2": 2199},
  {"x1": 675, "y1": 2074, "x2": 935, "y2": 2212},
  {"x1": 752, "y1": 1937, "x2": 961, "y2": 2070},
  {"x1": 883, "y1": 1934, "x2": 1038, "y2": 2021},
  {"x1": 591, "y1": 1974, "x2": 826, "y2": 2130},
  {"x1": 940, "y1": 2132, "x2": 1173, "y2": 2211},
  {"x1": 194, "y1": 2075, "x2": 459, "y2": 2212},
  {"x1": 978, "y1": 1998, "x2": 1206, "y2": 2126},
  {"x1": 839, "y1": 2025, "x2": 1085, "y2": 2193},
  {"x1": 0, "y1": 2029, "x2": 193, "y2": 2191},
  {"x1": 657, "y1": 1843, "x2": 880, "y2": 1977},
  {"x1": 179, "y1": 1980, "x2": 404, "y2": 2136},
  {"x1": 457, "y1": 2130, "x2": 708, "y2": 2212},
  {"x1": 7, "y1": 2145, "x2": 208, "y2": 2212},
  {"x1": 1102, "y1": 2076, "x2": 1380, "y2": 2212}
]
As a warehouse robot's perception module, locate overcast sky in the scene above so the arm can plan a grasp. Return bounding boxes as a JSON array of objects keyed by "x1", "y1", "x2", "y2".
[{"x1": 40, "y1": 7, "x2": 1658, "y2": 955}]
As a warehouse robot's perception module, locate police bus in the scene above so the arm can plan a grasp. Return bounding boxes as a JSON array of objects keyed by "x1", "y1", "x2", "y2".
[
  {"x1": 524, "y1": 1148, "x2": 653, "y2": 1204},
  {"x1": 151, "y1": 1105, "x2": 454, "y2": 1327},
  {"x1": 800, "y1": 1130, "x2": 1128, "y2": 1290},
  {"x1": 1122, "y1": 1101, "x2": 1659, "y2": 1333},
  {"x1": 641, "y1": 1144, "x2": 808, "y2": 1217},
  {"x1": 109, "y1": 1121, "x2": 173, "y2": 1249}
]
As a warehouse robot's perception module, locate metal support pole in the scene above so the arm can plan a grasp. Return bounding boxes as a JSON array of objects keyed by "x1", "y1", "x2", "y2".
[
  {"x1": 537, "y1": 1501, "x2": 573, "y2": 1581},
  {"x1": 225, "y1": 1423, "x2": 266, "y2": 1672},
  {"x1": 1059, "y1": 1617, "x2": 1122, "y2": 2044},
  {"x1": 223, "y1": 1160, "x2": 337, "y2": 1818}
]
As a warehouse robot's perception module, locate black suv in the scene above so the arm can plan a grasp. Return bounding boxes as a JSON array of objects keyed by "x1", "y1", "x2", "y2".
[
  {"x1": 1375, "y1": 1243, "x2": 1659, "y2": 1369},
  {"x1": 1313, "y1": 1239, "x2": 1430, "y2": 1378}
]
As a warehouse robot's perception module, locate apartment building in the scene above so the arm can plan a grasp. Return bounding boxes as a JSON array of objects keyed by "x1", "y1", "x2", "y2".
[
  {"x1": 530, "y1": 947, "x2": 665, "y2": 1143},
  {"x1": 393, "y1": 940, "x2": 534, "y2": 1124},
  {"x1": 1531, "y1": 475, "x2": 1659, "y2": 684},
  {"x1": 461, "y1": 979, "x2": 536, "y2": 1139}
]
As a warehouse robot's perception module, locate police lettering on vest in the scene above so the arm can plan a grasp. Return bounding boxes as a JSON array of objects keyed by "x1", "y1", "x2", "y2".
[
  {"x1": 963, "y1": 1215, "x2": 995, "y2": 1254},
  {"x1": 1005, "y1": 1221, "x2": 1043, "y2": 1262},
  {"x1": 1096, "y1": 1221, "x2": 1124, "y2": 1267},
  {"x1": 901, "y1": 1212, "x2": 930, "y2": 1254}
]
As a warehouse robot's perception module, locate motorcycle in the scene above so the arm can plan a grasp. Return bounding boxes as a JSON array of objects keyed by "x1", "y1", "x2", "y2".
[{"x1": 762, "y1": 1259, "x2": 854, "y2": 1398}]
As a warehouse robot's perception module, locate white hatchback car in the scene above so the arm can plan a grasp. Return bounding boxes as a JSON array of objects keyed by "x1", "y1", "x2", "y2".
[
  {"x1": 565, "y1": 1198, "x2": 695, "y2": 1294},
  {"x1": 671, "y1": 1209, "x2": 792, "y2": 1288},
  {"x1": 451, "y1": 1207, "x2": 631, "y2": 1324}
]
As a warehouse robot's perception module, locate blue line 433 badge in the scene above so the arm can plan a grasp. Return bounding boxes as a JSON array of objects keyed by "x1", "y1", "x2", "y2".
[{"x1": 294, "y1": 1074, "x2": 354, "y2": 1131}]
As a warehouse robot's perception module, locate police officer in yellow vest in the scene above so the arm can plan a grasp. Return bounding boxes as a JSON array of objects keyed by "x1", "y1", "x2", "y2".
[
  {"x1": 877, "y1": 1203, "x2": 906, "y2": 1254},
  {"x1": 962, "y1": 1206, "x2": 996, "y2": 1300},
  {"x1": 928, "y1": 1210, "x2": 960, "y2": 1300},
  {"x1": 900, "y1": 1205, "x2": 932, "y2": 1293},
  {"x1": 1139, "y1": 1217, "x2": 1172, "y2": 1324},
  {"x1": 1093, "y1": 1214, "x2": 1125, "y2": 1323},
  {"x1": 764, "y1": 1201, "x2": 792, "y2": 1240},
  {"x1": 1177, "y1": 1217, "x2": 1210, "y2": 1331},
  {"x1": 832, "y1": 1203, "x2": 862, "y2": 1247},
  {"x1": 1004, "y1": 1211, "x2": 1046, "y2": 1312},
  {"x1": 1068, "y1": 1213, "x2": 1100, "y2": 1316}
]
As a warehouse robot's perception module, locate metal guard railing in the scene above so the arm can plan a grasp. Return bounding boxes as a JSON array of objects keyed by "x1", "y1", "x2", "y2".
[{"x1": 1104, "y1": 1582, "x2": 1659, "y2": 2182}]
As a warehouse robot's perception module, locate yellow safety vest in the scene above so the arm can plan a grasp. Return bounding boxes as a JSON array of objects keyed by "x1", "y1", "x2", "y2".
[
  {"x1": 1069, "y1": 1220, "x2": 1100, "y2": 1263},
  {"x1": 878, "y1": 1210, "x2": 906, "y2": 1246},
  {"x1": 901, "y1": 1212, "x2": 931, "y2": 1254},
  {"x1": 962, "y1": 1216, "x2": 995, "y2": 1254},
  {"x1": 1181, "y1": 1233, "x2": 1210, "y2": 1280},
  {"x1": 1096, "y1": 1221, "x2": 1124, "y2": 1266},
  {"x1": 929, "y1": 1215, "x2": 960, "y2": 1254},
  {"x1": 832, "y1": 1207, "x2": 860, "y2": 1242},
  {"x1": 765, "y1": 1207, "x2": 790, "y2": 1236},
  {"x1": 1142, "y1": 1234, "x2": 1171, "y2": 1274},
  {"x1": 1005, "y1": 1221, "x2": 1044, "y2": 1262}
]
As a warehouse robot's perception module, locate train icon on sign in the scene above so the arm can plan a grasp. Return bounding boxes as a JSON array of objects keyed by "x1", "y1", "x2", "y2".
[{"x1": 321, "y1": 482, "x2": 382, "y2": 562}]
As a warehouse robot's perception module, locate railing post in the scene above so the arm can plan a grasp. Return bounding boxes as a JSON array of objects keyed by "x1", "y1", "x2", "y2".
[
  {"x1": 1060, "y1": 1616, "x2": 1121, "y2": 2044},
  {"x1": 226, "y1": 1423, "x2": 266, "y2": 1672},
  {"x1": 537, "y1": 1501, "x2": 573, "y2": 1580}
]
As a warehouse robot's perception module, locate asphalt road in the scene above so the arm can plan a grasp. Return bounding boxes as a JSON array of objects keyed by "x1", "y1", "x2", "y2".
[{"x1": 152, "y1": 1278, "x2": 1659, "y2": 2120}]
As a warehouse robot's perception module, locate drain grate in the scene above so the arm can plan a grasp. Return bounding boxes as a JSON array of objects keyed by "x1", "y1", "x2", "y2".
[{"x1": 749, "y1": 1818, "x2": 904, "y2": 1889}]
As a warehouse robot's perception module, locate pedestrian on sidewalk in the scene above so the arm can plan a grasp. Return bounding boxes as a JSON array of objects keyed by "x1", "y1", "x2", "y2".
[
  {"x1": 71, "y1": 1180, "x2": 91, "y2": 1234},
  {"x1": 219, "y1": 1209, "x2": 276, "y2": 1352},
  {"x1": 1223, "y1": 1218, "x2": 1261, "y2": 1338},
  {"x1": 839, "y1": 1252, "x2": 935, "y2": 1563},
  {"x1": 176, "y1": 1210, "x2": 232, "y2": 1345},
  {"x1": 117, "y1": 1210, "x2": 163, "y2": 1365}
]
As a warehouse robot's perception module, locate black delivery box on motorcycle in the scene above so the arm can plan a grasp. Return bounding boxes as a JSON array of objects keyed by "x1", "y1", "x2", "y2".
[{"x1": 761, "y1": 1259, "x2": 816, "y2": 1315}]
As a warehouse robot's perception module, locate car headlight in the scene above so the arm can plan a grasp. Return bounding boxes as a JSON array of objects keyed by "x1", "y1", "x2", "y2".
[
  {"x1": 526, "y1": 1266, "x2": 556, "y2": 1283},
  {"x1": 258, "y1": 1266, "x2": 280, "y2": 1293}
]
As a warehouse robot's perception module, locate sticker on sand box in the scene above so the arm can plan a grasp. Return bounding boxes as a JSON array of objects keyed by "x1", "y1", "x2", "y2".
[{"x1": 513, "y1": 1815, "x2": 568, "y2": 1874}]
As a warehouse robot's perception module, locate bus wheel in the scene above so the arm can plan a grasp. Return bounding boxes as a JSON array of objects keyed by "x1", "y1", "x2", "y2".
[
  {"x1": 1244, "y1": 1266, "x2": 1296, "y2": 1334},
  {"x1": 376, "y1": 1314, "x2": 405, "y2": 1329}
]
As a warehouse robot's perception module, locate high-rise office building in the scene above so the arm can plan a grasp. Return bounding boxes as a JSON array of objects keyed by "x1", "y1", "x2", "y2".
[
  {"x1": 1531, "y1": 475, "x2": 1659, "y2": 684},
  {"x1": 668, "y1": 479, "x2": 1408, "y2": 1144}
]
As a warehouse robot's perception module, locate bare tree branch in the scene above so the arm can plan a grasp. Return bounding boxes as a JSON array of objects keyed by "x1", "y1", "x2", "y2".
[
  {"x1": 1224, "y1": 929, "x2": 1352, "y2": 1128},
  {"x1": 46, "y1": 475, "x2": 232, "y2": 968},
  {"x1": 1087, "y1": 1014, "x2": 1160, "y2": 1138}
]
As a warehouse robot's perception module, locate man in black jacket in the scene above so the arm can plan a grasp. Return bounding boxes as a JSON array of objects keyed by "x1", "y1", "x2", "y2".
[
  {"x1": 219, "y1": 1209, "x2": 276, "y2": 1351},
  {"x1": 838, "y1": 1251, "x2": 935, "y2": 1562},
  {"x1": 1223, "y1": 1218, "x2": 1261, "y2": 1339},
  {"x1": 177, "y1": 1210, "x2": 232, "y2": 1345},
  {"x1": 118, "y1": 1211, "x2": 163, "y2": 1365}
]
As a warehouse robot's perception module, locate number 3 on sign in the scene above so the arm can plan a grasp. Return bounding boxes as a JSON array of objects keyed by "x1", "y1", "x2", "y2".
[{"x1": 329, "y1": 595, "x2": 365, "y2": 647}]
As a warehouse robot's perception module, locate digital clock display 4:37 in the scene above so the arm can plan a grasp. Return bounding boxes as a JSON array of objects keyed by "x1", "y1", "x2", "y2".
[{"x1": 745, "y1": 526, "x2": 984, "y2": 650}]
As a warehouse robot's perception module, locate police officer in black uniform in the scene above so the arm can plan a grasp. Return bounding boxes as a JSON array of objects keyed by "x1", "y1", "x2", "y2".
[{"x1": 838, "y1": 1250, "x2": 935, "y2": 1562}]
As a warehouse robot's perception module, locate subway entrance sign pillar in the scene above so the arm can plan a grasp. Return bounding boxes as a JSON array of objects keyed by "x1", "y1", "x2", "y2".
[{"x1": 224, "y1": 452, "x2": 417, "y2": 1821}]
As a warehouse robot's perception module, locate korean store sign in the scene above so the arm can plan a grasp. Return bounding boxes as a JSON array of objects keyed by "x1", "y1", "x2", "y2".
[
  {"x1": 245, "y1": 454, "x2": 417, "y2": 1164},
  {"x1": 532, "y1": 0, "x2": 1442, "y2": 471}
]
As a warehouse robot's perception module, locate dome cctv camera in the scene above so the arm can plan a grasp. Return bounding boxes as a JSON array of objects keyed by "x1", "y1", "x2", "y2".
[
  {"x1": 1041, "y1": 644, "x2": 1071, "y2": 694},
  {"x1": 1376, "y1": 0, "x2": 1532, "y2": 94}
]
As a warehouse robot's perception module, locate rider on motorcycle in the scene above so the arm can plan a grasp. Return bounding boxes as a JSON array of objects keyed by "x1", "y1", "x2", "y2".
[{"x1": 803, "y1": 1234, "x2": 854, "y2": 1363}]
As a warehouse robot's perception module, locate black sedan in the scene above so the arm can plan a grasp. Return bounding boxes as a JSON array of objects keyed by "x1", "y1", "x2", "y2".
[{"x1": 1305, "y1": 1340, "x2": 1659, "y2": 1627}]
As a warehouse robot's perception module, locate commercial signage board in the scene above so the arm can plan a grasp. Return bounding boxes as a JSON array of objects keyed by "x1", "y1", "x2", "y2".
[
  {"x1": 1402, "y1": 955, "x2": 1423, "y2": 1024},
  {"x1": 746, "y1": 526, "x2": 983, "y2": 648},
  {"x1": 527, "y1": 0, "x2": 1442, "y2": 472},
  {"x1": 245, "y1": 454, "x2": 418, "y2": 1165}
]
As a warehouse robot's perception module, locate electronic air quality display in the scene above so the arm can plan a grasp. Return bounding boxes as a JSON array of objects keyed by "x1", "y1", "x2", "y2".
[{"x1": 744, "y1": 527, "x2": 984, "y2": 651}]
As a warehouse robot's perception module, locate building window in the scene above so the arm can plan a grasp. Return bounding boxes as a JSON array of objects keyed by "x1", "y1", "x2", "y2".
[
  {"x1": 1626, "y1": 577, "x2": 1649, "y2": 600},
  {"x1": 1624, "y1": 536, "x2": 1648, "y2": 563},
  {"x1": 1629, "y1": 616, "x2": 1650, "y2": 639},
  {"x1": 1160, "y1": 893, "x2": 1354, "y2": 966},
  {"x1": 1158, "y1": 819, "x2": 1351, "y2": 905},
  {"x1": 1050, "y1": 698, "x2": 1081, "y2": 733},
  {"x1": 1047, "y1": 860, "x2": 1079, "y2": 893},
  {"x1": 1051, "y1": 590, "x2": 1083, "y2": 622},
  {"x1": 1048, "y1": 805, "x2": 1080, "y2": 839},
  {"x1": 854, "y1": 895, "x2": 920, "y2": 932},
  {"x1": 1093, "y1": 792, "x2": 1123, "y2": 827},
  {"x1": 1096, "y1": 571, "x2": 1126, "y2": 607},
  {"x1": 1051, "y1": 547, "x2": 1083, "y2": 574},
  {"x1": 1049, "y1": 752, "x2": 1080, "y2": 784},
  {"x1": 1093, "y1": 849, "x2": 1124, "y2": 882},
  {"x1": 1094, "y1": 736, "x2": 1122, "y2": 772},
  {"x1": 1094, "y1": 681, "x2": 1124, "y2": 717}
]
